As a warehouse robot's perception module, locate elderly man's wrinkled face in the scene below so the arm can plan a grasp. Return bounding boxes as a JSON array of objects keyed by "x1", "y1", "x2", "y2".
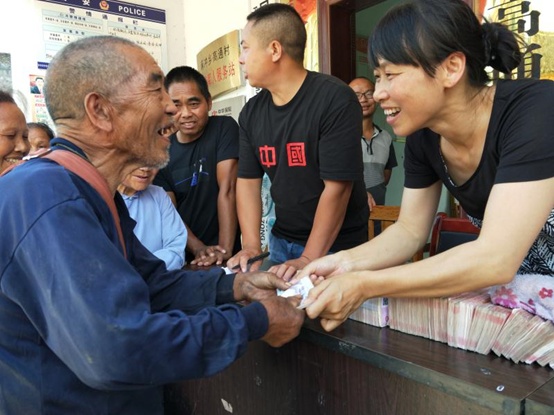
[
  {"x1": 0, "y1": 102, "x2": 29, "y2": 174},
  {"x1": 113, "y1": 46, "x2": 178, "y2": 169}
]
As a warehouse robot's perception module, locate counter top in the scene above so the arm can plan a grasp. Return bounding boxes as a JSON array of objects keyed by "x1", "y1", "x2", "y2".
[
  {"x1": 165, "y1": 316, "x2": 553, "y2": 415},
  {"x1": 301, "y1": 318, "x2": 553, "y2": 413},
  {"x1": 525, "y1": 377, "x2": 554, "y2": 414}
]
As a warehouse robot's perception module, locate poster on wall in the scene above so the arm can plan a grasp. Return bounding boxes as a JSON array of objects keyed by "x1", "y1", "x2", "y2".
[
  {"x1": 29, "y1": 74, "x2": 54, "y2": 127},
  {"x1": 36, "y1": 0, "x2": 167, "y2": 70}
]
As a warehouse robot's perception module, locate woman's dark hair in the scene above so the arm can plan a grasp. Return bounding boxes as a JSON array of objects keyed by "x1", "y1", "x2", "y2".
[
  {"x1": 164, "y1": 66, "x2": 211, "y2": 101},
  {"x1": 368, "y1": 0, "x2": 522, "y2": 87}
]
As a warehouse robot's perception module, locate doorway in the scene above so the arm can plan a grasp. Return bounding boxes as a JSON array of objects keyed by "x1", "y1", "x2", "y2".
[
  {"x1": 317, "y1": 0, "x2": 474, "y2": 81},
  {"x1": 317, "y1": 0, "x2": 386, "y2": 82}
]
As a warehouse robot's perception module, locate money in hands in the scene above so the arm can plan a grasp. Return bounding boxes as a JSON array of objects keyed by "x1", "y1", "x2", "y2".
[{"x1": 277, "y1": 276, "x2": 314, "y2": 309}]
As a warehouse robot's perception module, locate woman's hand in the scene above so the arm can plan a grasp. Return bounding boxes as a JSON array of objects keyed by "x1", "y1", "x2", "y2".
[
  {"x1": 291, "y1": 251, "x2": 352, "y2": 284},
  {"x1": 268, "y1": 256, "x2": 311, "y2": 281},
  {"x1": 303, "y1": 271, "x2": 368, "y2": 332}
]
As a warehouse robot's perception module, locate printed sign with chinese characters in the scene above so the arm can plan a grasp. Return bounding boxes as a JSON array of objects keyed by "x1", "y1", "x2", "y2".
[
  {"x1": 196, "y1": 30, "x2": 243, "y2": 98},
  {"x1": 36, "y1": 0, "x2": 167, "y2": 69}
]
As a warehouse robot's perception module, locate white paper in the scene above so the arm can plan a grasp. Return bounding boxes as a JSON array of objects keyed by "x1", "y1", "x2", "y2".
[{"x1": 277, "y1": 276, "x2": 314, "y2": 309}]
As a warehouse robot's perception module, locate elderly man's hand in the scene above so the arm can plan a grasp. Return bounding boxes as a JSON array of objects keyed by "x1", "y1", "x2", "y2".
[
  {"x1": 233, "y1": 271, "x2": 292, "y2": 303},
  {"x1": 260, "y1": 296, "x2": 305, "y2": 347}
]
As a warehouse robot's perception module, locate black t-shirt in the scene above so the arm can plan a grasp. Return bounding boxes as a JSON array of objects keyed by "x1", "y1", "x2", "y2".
[
  {"x1": 405, "y1": 79, "x2": 554, "y2": 221},
  {"x1": 154, "y1": 116, "x2": 241, "y2": 259},
  {"x1": 238, "y1": 71, "x2": 369, "y2": 251}
]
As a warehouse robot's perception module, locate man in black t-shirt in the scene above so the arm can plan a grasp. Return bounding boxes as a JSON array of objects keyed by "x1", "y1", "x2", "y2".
[
  {"x1": 154, "y1": 66, "x2": 241, "y2": 266},
  {"x1": 227, "y1": 4, "x2": 368, "y2": 280}
]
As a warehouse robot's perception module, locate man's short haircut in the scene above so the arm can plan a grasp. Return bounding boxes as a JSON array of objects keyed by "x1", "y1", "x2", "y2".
[
  {"x1": 164, "y1": 66, "x2": 211, "y2": 101},
  {"x1": 44, "y1": 36, "x2": 143, "y2": 122},
  {"x1": 0, "y1": 90, "x2": 15, "y2": 105},
  {"x1": 247, "y1": 3, "x2": 306, "y2": 64}
]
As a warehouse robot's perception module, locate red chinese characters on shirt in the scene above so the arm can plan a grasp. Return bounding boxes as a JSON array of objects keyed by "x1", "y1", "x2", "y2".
[
  {"x1": 287, "y1": 143, "x2": 306, "y2": 166},
  {"x1": 259, "y1": 143, "x2": 307, "y2": 168},
  {"x1": 259, "y1": 145, "x2": 276, "y2": 168}
]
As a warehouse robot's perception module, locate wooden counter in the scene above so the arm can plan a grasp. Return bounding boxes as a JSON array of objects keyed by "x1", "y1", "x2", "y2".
[
  {"x1": 526, "y1": 378, "x2": 554, "y2": 415},
  {"x1": 164, "y1": 318, "x2": 553, "y2": 415}
]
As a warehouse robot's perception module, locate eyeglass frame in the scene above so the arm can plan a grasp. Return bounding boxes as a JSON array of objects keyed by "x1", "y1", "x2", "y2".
[{"x1": 355, "y1": 90, "x2": 374, "y2": 101}]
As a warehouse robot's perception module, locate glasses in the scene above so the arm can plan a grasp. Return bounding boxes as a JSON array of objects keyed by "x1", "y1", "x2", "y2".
[{"x1": 355, "y1": 90, "x2": 374, "y2": 101}]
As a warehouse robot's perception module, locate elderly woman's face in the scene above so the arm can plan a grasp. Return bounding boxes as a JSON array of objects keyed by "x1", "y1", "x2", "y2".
[
  {"x1": 119, "y1": 166, "x2": 159, "y2": 196},
  {"x1": 0, "y1": 102, "x2": 29, "y2": 174},
  {"x1": 28, "y1": 127, "x2": 51, "y2": 152}
]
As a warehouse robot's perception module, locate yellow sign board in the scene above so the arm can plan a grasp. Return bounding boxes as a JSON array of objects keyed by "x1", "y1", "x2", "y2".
[{"x1": 196, "y1": 30, "x2": 243, "y2": 98}]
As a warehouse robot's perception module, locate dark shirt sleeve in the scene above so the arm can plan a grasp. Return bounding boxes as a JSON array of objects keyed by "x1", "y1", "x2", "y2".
[
  {"x1": 404, "y1": 129, "x2": 441, "y2": 189},
  {"x1": 152, "y1": 165, "x2": 174, "y2": 193},
  {"x1": 318, "y1": 89, "x2": 363, "y2": 181},
  {"x1": 238, "y1": 100, "x2": 265, "y2": 179},
  {"x1": 215, "y1": 117, "x2": 240, "y2": 163},
  {"x1": 384, "y1": 142, "x2": 398, "y2": 170},
  {"x1": 493, "y1": 80, "x2": 554, "y2": 184}
]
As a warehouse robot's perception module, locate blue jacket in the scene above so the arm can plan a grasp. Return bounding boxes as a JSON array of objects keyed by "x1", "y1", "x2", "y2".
[{"x1": 0, "y1": 139, "x2": 268, "y2": 414}]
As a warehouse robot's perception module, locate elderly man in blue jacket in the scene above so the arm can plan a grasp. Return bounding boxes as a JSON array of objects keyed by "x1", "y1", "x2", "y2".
[{"x1": 0, "y1": 36, "x2": 304, "y2": 415}]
